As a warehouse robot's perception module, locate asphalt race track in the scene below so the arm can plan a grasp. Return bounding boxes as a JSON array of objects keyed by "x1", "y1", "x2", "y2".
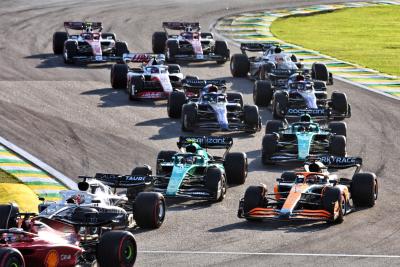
[{"x1": 1, "y1": 0, "x2": 399, "y2": 266}]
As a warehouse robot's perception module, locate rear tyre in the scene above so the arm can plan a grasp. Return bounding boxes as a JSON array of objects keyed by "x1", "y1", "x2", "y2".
[
  {"x1": 322, "y1": 187, "x2": 344, "y2": 224},
  {"x1": 52, "y1": 32, "x2": 67, "y2": 54},
  {"x1": 312, "y1": 62, "x2": 329, "y2": 82},
  {"x1": 205, "y1": 167, "x2": 226, "y2": 202},
  {"x1": 352, "y1": 173, "x2": 377, "y2": 207},
  {"x1": 181, "y1": 104, "x2": 197, "y2": 132},
  {"x1": 261, "y1": 134, "x2": 278, "y2": 165},
  {"x1": 115, "y1": 41, "x2": 129, "y2": 57},
  {"x1": 131, "y1": 165, "x2": 152, "y2": 176},
  {"x1": 168, "y1": 91, "x2": 186, "y2": 118},
  {"x1": 167, "y1": 64, "x2": 181, "y2": 74},
  {"x1": 253, "y1": 80, "x2": 273, "y2": 107},
  {"x1": 224, "y1": 152, "x2": 248, "y2": 185},
  {"x1": 0, "y1": 248, "x2": 25, "y2": 267},
  {"x1": 331, "y1": 92, "x2": 348, "y2": 115},
  {"x1": 243, "y1": 185, "x2": 266, "y2": 221},
  {"x1": 0, "y1": 204, "x2": 19, "y2": 229},
  {"x1": 214, "y1": 40, "x2": 230, "y2": 64},
  {"x1": 152, "y1": 32, "x2": 167, "y2": 53},
  {"x1": 97, "y1": 231, "x2": 137, "y2": 267},
  {"x1": 329, "y1": 135, "x2": 346, "y2": 157},
  {"x1": 272, "y1": 92, "x2": 288, "y2": 119},
  {"x1": 134, "y1": 192, "x2": 166, "y2": 229},
  {"x1": 227, "y1": 92, "x2": 244, "y2": 108},
  {"x1": 63, "y1": 41, "x2": 77, "y2": 64},
  {"x1": 110, "y1": 63, "x2": 128, "y2": 89},
  {"x1": 328, "y1": 121, "x2": 347, "y2": 137},
  {"x1": 167, "y1": 40, "x2": 179, "y2": 62},
  {"x1": 265, "y1": 120, "x2": 284, "y2": 134},
  {"x1": 230, "y1": 54, "x2": 249, "y2": 77},
  {"x1": 243, "y1": 105, "x2": 260, "y2": 133},
  {"x1": 201, "y1": 32, "x2": 214, "y2": 39},
  {"x1": 101, "y1": 32, "x2": 116, "y2": 40}
]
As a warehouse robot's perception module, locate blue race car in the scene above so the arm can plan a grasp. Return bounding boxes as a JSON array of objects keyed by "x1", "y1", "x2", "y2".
[{"x1": 261, "y1": 114, "x2": 347, "y2": 164}]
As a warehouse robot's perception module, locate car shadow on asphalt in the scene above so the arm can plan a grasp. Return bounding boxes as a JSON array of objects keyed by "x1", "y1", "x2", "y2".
[
  {"x1": 165, "y1": 198, "x2": 214, "y2": 211},
  {"x1": 25, "y1": 53, "x2": 114, "y2": 69},
  {"x1": 135, "y1": 117, "x2": 181, "y2": 140},
  {"x1": 81, "y1": 87, "x2": 167, "y2": 108},
  {"x1": 208, "y1": 220, "x2": 330, "y2": 233}
]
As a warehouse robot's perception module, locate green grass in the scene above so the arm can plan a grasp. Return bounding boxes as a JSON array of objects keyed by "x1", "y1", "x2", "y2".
[{"x1": 271, "y1": 5, "x2": 400, "y2": 76}]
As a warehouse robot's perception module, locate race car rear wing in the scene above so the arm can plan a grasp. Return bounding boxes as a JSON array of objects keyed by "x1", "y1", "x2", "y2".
[
  {"x1": 182, "y1": 79, "x2": 226, "y2": 88},
  {"x1": 122, "y1": 53, "x2": 165, "y2": 64},
  {"x1": 307, "y1": 156, "x2": 362, "y2": 172},
  {"x1": 93, "y1": 173, "x2": 153, "y2": 188},
  {"x1": 240, "y1": 42, "x2": 279, "y2": 53},
  {"x1": 177, "y1": 136, "x2": 233, "y2": 150},
  {"x1": 64, "y1": 21, "x2": 103, "y2": 31},
  {"x1": 162, "y1": 22, "x2": 200, "y2": 31}
]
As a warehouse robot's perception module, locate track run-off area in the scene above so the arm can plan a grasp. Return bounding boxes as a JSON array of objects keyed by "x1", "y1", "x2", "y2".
[{"x1": 0, "y1": 0, "x2": 399, "y2": 266}]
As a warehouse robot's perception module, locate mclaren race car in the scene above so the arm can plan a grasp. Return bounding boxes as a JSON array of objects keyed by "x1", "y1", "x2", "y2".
[
  {"x1": 0, "y1": 204, "x2": 137, "y2": 267},
  {"x1": 110, "y1": 53, "x2": 184, "y2": 100},
  {"x1": 152, "y1": 22, "x2": 230, "y2": 64},
  {"x1": 52, "y1": 21, "x2": 129, "y2": 64},
  {"x1": 39, "y1": 175, "x2": 165, "y2": 229},
  {"x1": 238, "y1": 156, "x2": 378, "y2": 224},
  {"x1": 102, "y1": 136, "x2": 248, "y2": 202},
  {"x1": 168, "y1": 79, "x2": 261, "y2": 132},
  {"x1": 261, "y1": 114, "x2": 347, "y2": 164}
]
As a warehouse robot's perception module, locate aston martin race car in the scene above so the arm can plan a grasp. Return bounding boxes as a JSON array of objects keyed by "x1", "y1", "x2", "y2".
[
  {"x1": 52, "y1": 21, "x2": 129, "y2": 64},
  {"x1": 0, "y1": 204, "x2": 137, "y2": 267},
  {"x1": 261, "y1": 114, "x2": 347, "y2": 164},
  {"x1": 238, "y1": 156, "x2": 378, "y2": 223},
  {"x1": 169, "y1": 80, "x2": 261, "y2": 132},
  {"x1": 110, "y1": 53, "x2": 184, "y2": 100},
  {"x1": 152, "y1": 22, "x2": 230, "y2": 63},
  {"x1": 230, "y1": 43, "x2": 333, "y2": 83},
  {"x1": 102, "y1": 136, "x2": 248, "y2": 202},
  {"x1": 39, "y1": 175, "x2": 165, "y2": 229}
]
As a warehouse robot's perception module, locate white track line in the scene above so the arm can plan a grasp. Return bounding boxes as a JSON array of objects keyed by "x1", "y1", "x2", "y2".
[{"x1": 139, "y1": 250, "x2": 400, "y2": 259}]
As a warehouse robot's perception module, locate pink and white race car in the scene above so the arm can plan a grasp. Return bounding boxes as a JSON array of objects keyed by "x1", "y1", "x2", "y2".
[
  {"x1": 52, "y1": 22, "x2": 129, "y2": 64},
  {"x1": 110, "y1": 53, "x2": 184, "y2": 100},
  {"x1": 152, "y1": 22, "x2": 230, "y2": 64}
]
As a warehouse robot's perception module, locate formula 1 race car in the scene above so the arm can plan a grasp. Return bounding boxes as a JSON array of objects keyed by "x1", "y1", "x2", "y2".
[
  {"x1": 52, "y1": 21, "x2": 129, "y2": 64},
  {"x1": 238, "y1": 156, "x2": 378, "y2": 224},
  {"x1": 230, "y1": 43, "x2": 333, "y2": 83},
  {"x1": 110, "y1": 53, "x2": 184, "y2": 100},
  {"x1": 0, "y1": 204, "x2": 137, "y2": 267},
  {"x1": 39, "y1": 175, "x2": 165, "y2": 229},
  {"x1": 98, "y1": 136, "x2": 248, "y2": 202},
  {"x1": 152, "y1": 22, "x2": 230, "y2": 64},
  {"x1": 261, "y1": 114, "x2": 347, "y2": 164},
  {"x1": 168, "y1": 79, "x2": 261, "y2": 133}
]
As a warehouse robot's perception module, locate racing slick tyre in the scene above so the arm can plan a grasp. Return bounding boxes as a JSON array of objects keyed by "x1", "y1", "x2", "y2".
[
  {"x1": 201, "y1": 32, "x2": 214, "y2": 39},
  {"x1": 97, "y1": 231, "x2": 137, "y2": 267},
  {"x1": 224, "y1": 152, "x2": 248, "y2": 185},
  {"x1": 205, "y1": 167, "x2": 227, "y2": 202},
  {"x1": 272, "y1": 92, "x2": 288, "y2": 119},
  {"x1": 281, "y1": 172, "x2": 297, "y2": 182},
  {"x1": 185, "y1": 75, "x2": 199, "y2": 80},
  {"x1": 215, "y1": 40, "x2": 230, "y2": 64},
  {"x1": 110, "y1": 63, "x2": 128, "y2": 89},
  {"x1": 63, "y1": 41, "x2": 77, "y2": 64},
  {"x1": 253, "y1": 80, "x2": 273, "y2": 107},
  {"x1": 0, "y1": 248, "x2": 25, "y2": 267},
  {"x1": 115, "y1": 41, "x2": 129, "y2": 57},
  {"x1": 265, "y1": 120, "x2": 284, "y2": 134},
  {"x1": 134, "y1": 192, "x2": 166, "y2": 229},
  {"x1": 328, "y1": 121, "x2": 347, "y2": 137},
  {"x1": 261, "y1": 134, "x2": 278, "y2": 165},
  {"x1": 152, "y1": 31, "x2": 167, "y2": 53},
  {"x1": 166, "y1": 40, "x2": 179, "y2": 62},
  {"x1": 129, "y1": 76, "x2": 145, "y2": 101},
  {"x1": 167, "y1": 64, "x2": 181, "y2": 74},
  {"x1": 313, "y1": 81, "x2": 327, "y2": 92},
  {"x1": 230, "y1": 54, "x2": 249, "y2": 77},
  {"x1": 101, "y1": 32, "x2": 116, "y2": 40},
  {"x1": 131, "y1": 165, "x2": 152, "y2": 176},
  {"x1": 168, "y1": 91, "x2": 186, "y2": 118},
  {"x1": 312, "y1": 62, "x2": 329, "y2": 82},
  {"x1": 0, "y1": 204, "x2": 19, "y2": 229},
  {"x1": 351, "y1": 173, "x2": 378, "y2": 207},
  {"x1": 329, "y1": 135, "x2": 346, "y2": 157},
  {"x1": 243, "y1": 185, "x2": 266, "y2": 221},
  {"x1": 331, "y1": 91, "x2": 348, "y2": 115},
  {"x1": 181, "y1": 104, "x2": 197, "y2": 132},
  {"x1": 156, "y1": 150, "x2": 176, "y2": 175},
  {"x1": 243, "y1": 105, "x2": 260, "y2": 133},
  {"x1": 227, "y1": 92, "x2": 244, "y2": 108},
  {"x1": 322, "y1": 186, "x2": 345, "y2": 224},
  {"x1": 52, "y1": 31, "x2": 67, "y2": 54}
]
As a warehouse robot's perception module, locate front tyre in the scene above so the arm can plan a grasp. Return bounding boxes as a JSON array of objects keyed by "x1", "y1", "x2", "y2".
[
  {"x1": 134, "y1": 192, "x2": 166, "y2": 229},
  {"x1": 97, "y1": 231, "x2": 137, "y2": 267}
]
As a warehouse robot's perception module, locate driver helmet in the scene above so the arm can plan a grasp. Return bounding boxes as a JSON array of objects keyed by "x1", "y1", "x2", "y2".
[
  {"x1": 306, "y1": 174, "x2": 319, "y2": 184},
  {"x1": 204, "y1": 84, "x2": 218, "y2": 93},
  {"x1": 185, "y1": 156, "x2": 194, "y2": 164}
]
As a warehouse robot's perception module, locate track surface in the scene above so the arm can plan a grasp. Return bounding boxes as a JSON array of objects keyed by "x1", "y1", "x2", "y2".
[{"x1": 1, "y1": 0, "x2": 399, "y2": 266}]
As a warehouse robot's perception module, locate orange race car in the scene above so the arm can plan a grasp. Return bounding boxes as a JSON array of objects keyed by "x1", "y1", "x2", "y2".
[{"x1": 237, "y1": 156, "x2": 378, "y2": 224}]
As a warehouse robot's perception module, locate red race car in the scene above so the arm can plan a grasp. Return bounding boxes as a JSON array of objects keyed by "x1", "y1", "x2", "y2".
[{"x1": 0, "y1": 204, "x2": 137, "y2": 267}]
